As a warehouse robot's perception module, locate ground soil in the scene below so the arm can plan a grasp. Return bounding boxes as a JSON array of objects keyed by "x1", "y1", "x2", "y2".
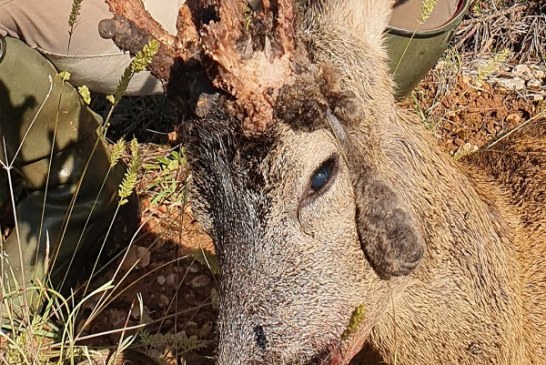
[
  {"x1": 79, "y1": 201, "x2": 218, "y2": 364},
  {"x1": 410, "y1": 74, "x2": 541, "y2": 155}
]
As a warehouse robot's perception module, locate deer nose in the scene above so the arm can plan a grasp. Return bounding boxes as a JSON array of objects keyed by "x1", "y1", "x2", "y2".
[{"x1": 253, "y1": 325, "x2": 267, "y2": 351}]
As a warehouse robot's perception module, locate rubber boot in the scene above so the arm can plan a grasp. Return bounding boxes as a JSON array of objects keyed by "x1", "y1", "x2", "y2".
[
  {"x1": 0, "y1": 37, "x2": 139, "y2": 312},
  {"x1": 385, "y1": 0, "x2": 471, "y2": 99}
]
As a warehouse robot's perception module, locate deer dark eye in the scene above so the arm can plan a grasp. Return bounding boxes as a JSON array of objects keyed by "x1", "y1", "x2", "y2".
[{"x1": 311, "y1": 158, "x2": 336, "y2": 192}]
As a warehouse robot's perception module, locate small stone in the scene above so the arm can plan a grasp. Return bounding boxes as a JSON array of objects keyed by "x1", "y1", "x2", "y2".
[
  {"x1": 121, "y1": 245, "x2": 151, "y2": 270},
  {"x1": 495, "y1": 77, "x2": 525, "y2": 91},
  {"x1": 512, "y1": 64, "x2": 532, "y2": 80},
  {"x1": 156, "y1": 275, "x2": 166, "y2": 285},
  {"x1": 485, "y1": 121, "x2": 496, "y2": 134},
  {"x1": 505, "y1": 113, "x2": 521, "y2": 125},
  {"x1": 131, "y1": 305, "x2": 152, "y2": 324},
  {"x1": 159, "y1": 294, "x2": 170, "y2": 308},
  {"x1": 533, "y1": 69, "x2": 545, "y2": 79},
  {"x1": 136, "y1": 246, "x2": 151, "y2": 268},
  {"x1": 527, "y1": 79, "x2": 543, "y2": 89},
  {"x1": 141, "y1": 312, "x2": 153, "y2": 324},
  {"x1": 130, "y1": 305, "x2": 141, "y2": 319},
  {"x1": 166, "y1": 273, "x2": 178, "y2": 287},
  {"x1": 191, "y1": 274, "x2": 211, "y2": 288},
  {"x1": 188, "y1": 263, "x2": 200, "y2": 273},
  {"x1": 533, "y1": 94, "x2": 544, "y2": 101}
]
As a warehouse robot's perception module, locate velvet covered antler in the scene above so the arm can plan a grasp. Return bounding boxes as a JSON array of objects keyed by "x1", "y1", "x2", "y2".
[{"x1": 99, "y1": 0, "x2": 301, "y2": 133}]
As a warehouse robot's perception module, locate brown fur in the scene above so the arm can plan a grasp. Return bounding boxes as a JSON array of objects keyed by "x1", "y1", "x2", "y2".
[
  {"x1": 183, "y1": 1, "x2": 546, "y2": 364},
  {"x1": 302, "y1": 1, "x2": 546, "y2": 363}
]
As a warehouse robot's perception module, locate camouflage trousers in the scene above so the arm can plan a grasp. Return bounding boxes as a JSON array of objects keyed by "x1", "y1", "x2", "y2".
[{"x1": 0, "y1": 37, "x2": 137, "y2": 311}]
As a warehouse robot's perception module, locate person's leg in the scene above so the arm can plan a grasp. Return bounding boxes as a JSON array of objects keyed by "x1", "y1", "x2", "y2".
[
  {"x1": 0, "y1": 37, "x2": 138, "y2": 311},
  {"x1": 386, "y1": 0, "x2": 470, "y2": 98},
  {"x1": 0, "y1": 0, "x2": 182, "y2": 95}
]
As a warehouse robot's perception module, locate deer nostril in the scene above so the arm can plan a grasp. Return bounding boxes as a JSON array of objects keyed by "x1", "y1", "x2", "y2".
[{"x1": 254, "y1": 325, "x2": 267, "y2": 351}]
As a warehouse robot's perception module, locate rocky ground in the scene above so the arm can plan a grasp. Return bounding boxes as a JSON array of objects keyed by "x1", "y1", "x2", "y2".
[{"x1": 411, "y1": 56, "x2": 545, "y2": 157}]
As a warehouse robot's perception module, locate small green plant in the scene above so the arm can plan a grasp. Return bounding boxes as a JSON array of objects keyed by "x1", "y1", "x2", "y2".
[
  {"x1": 476, "y1": 48, "x2": 511, "y2": 82},
  {"x1": 0, "y1": 281, "x2": 125, "y2": 365},
  {"x1": 77, "y1": 85, "x2": 91, "y2": 105},
  {"x1": 140, "y1": 330, "x2": 209, "y2": 354},
  {"x1": 67, "y1": 0, "x2": 83, "y2": 53},
  {"x1": 106, "y1": 40, "x2": 159, "y2": 108},
  {"x1": 393, "y1": 0, "x2": 440, "y2": 77},
  {"x1": 142, "y1": 149, "x2": 187, "y2": 206},
  {"x1": 471, "y1": 4, "x2": 481, "y2": 16},
  {"x1": 118, "y1": 139, "x2": 142, "y2": 206},
  {"x1": 410, "y1": 89, "x2": 434, "y2": 130},
  {"x1": 341, "y1": 304, "x2": 366, "y2": 340}
]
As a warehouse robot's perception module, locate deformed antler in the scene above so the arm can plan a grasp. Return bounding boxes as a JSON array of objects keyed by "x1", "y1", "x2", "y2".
[{"x1": 99, "y1": 0, "x2": 302, "y2": 133}]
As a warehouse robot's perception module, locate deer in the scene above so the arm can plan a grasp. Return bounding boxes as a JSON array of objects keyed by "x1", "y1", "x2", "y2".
[
  {"x1": 95, "y1": 0, "x2": 545, "y2": 363},
  {"x1": 177, "y1": 0, "x2": 546, "y2": 364}
]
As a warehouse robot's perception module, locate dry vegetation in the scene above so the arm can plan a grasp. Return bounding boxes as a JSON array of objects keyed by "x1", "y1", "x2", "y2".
[{"x1": 410, "y1": 0, "x2": 545, "y2": 158}]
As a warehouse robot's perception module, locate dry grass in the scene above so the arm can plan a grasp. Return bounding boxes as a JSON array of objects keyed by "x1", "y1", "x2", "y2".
[{"x1": 455, "y1": 0, "x2": 545, "y2": 63}]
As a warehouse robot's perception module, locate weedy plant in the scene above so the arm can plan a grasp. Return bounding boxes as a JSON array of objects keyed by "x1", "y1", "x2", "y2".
[
  {"x1": 142, "y1": 149, "x2": 188, "y2": 208},
  {"x1": 0, "y1": 17, "x2": 161, "y2": 362}
]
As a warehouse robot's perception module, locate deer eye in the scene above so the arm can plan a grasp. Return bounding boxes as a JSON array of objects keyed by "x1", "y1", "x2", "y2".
[{"x1": 310, "y1": 157, "x2": 337, "y2": 193}]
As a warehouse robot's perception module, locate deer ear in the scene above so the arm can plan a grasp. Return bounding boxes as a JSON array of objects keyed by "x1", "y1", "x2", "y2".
[
  {"x1": 325, "y1": 90, "x2": 424, "y2": 278},
  {"x1": 354, "y1": 173, "x2": 425, "y2": 279}
]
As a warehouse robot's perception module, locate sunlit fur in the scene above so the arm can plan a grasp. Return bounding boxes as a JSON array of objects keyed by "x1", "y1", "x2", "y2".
[{"x1": 183, "y1": 1, "x2": 546, "y2": 364}]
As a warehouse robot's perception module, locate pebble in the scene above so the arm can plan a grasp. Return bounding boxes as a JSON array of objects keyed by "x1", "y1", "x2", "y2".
[
  {"x1": 166, "y1": 273, "x2": 179, "y2": 287},
  {"x1": 506, "y1": 113, "x2": 521, "y2": 124},
  {"x1": 130, "y1": 305, "x2": 152, "y2": 324},
  {"x1": 534, "y1": 70, "x2": 545, "y2": 79},
  {"x1": 512, "y1": 64, "x2": 533, "y2": 81},
  {"x1": 191, "y1": 274, "x2": 211, "y2": 288},
  {"x1": 527, "y1": 78, "x2": 543, "y2": 89},
  {"x1": 494, "y1": 77, "x2": 526, "y2": 91},
  {"x1": 130, "y1": 304, "x2": 141, "y2": 319},
  {"x1": 482, "y1": 62, "x2": 546, "y2": 95},
  {"x1": 188, "y1": 263, "x2": 200, "y2": 273},
  {"x1": 121, "y1": 245, "x2": 151, "y2": 270},
  {"x1": 156, "y1": 275, "x2": 166, "y2": 285},
  {"x1": 159, "y1": 294, "x2": 170, "y2": 308}
]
